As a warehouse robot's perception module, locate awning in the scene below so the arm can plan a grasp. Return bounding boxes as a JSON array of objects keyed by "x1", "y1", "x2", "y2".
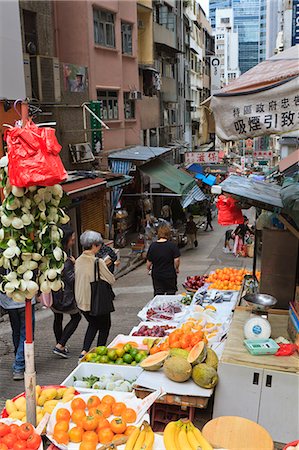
[
  {"x1": 279, "y1": 149, "x2": 299, "y2": 174},
  {"x1": 140, "y1": 158, "x2": 206, "y2": 206},
  {"x1": 62, "y1": 177, "x2": 106, "y2": 198},
  {"x1": 195, "y1": 173, "x2": 216, "y2": 186},
  {"x1": 186, "y1": 163, "x2": 204, "y2": 174},
  {"x1": 106, "y1": 175, "x2": 132, "y2": 188},
  {"x1": 108, "y1": 145, "x2": 172, "y2": 162}
]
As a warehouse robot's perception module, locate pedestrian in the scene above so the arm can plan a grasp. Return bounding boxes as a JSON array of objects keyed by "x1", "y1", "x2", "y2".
[
  {"x1": 0, "y1": 291, "x2": 35, "y2": 380},
  {"x1": 223, "y1": 229, "x2": 234, "y2": 253},
  {"x1": 185, "y1": 215, "x2": 198, "y2": 249},
  {"x1": 52, "y1": 226, "x2": 81, "y2": 358},
  {"x1": 205, "y1": 204, "x2": 214, "y2": 231},
  {"x1": 233, "y1": 216, "x2": 251, "y2": 256},
  {"x1": 146, "y1": 224, "x2": 180, "y2": 295},
  {"x1": 160, "y1": 204, "x2": 172, "y2": 224},
  {"x1": 75, "y1": 231, "x2": 115, "y2": 359},
  {"x1": 97, "y1": 243, "x2": 118, "y2": 274}
]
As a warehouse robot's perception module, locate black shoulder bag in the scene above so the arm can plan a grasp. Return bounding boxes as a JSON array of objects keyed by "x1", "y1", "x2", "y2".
[{"x1": 90, "y1": 258, "x2": 115, "y2": 317}]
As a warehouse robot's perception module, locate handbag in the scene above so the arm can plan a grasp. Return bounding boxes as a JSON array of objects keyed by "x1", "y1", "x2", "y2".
[
  {"x1": 39, "y1": 292, "x2": 53, "y2": 308},
  {"x1": 194, "y1": 240, "x2": 198, "y2": 248},
  {"x1": 90, "y1": 258, "x2": 115, "y2": 317}
]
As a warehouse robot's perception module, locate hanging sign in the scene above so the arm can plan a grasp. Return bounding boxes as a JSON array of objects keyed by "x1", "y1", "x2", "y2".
[{"x1": 185, "y1": 151, "x2": 219, "y2": 164}]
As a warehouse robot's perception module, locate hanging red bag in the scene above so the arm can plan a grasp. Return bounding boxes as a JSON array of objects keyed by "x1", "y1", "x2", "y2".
[
  {"x1": 216, "y1": 194, "x2": 244, "y2": 225},
  {"x1": 5, "y1": 121, "x2": 67, "y2": 188}
]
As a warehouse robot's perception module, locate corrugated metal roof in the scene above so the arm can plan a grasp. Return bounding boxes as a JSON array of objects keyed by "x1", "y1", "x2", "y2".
[
  {"x1": 62, "y1": 178, "x2": 106, "y2": 197},
  {"x1": 108, "y1": 145, "x2": 172, "y2": 161}
]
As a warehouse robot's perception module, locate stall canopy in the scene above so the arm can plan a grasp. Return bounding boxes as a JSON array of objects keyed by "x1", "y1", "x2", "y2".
[
  {"x1": 186, "y1": 163, "x2": 204, "y2": 174},
  {"x1": 140, "y1": 158, "x2": 206, "y2": 207},
  {"x1": 108, "y1": 145, "x2": 172, "y2": 162},
  {"x1": 210, "y1": 45, "x2": 299, "y2": 141}
]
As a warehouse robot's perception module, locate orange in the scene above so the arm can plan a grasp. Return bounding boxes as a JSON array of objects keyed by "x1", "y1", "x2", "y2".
[
  {"x1": 96, "y1": 403, "x2": 111, "y2": 418},
  {"x1": 79, "y1": 442, "x2": 97, "y2": 450},
  {"x1": 110, "y1": 418, "x2": 127, "y2": 434},
  {"x1": 98, "y1": 427, "x2": 114, "y2": 445},
  {"x1": 101, "y1": 395, "x2": 115, "y2": 407},
  {"x1": 87, "y1": 396, "x2": 101, "y2": 410},
  {"x1": 82, "y1": 431, "x2": 98, "y2": 444},
  {"x1": 71, "y1": 398, "x2": 87, "y2": 411},
  {"x1": 54, "y1": 421, "x2": 69, "y2": 433},
  {"x1": 96, "y1": 417, "x2": 110, "y2": 432},
  {"x1": 112, "y1": 402, "x2": 126, "y2": 416},
  {"x1": 124, "y1": 426, "x2": 137, "y2": 437},
  {"x1": 81, "y1": 415, "x2": 99, "y2": 431},
  {"x1": 71, "y1": 409, "x2": 86, "y2": 425},
  {"x1": 53, "y1": 430, "x2": 69, "y2": 445},
  {"x1": 69, "y1": 427, "x2": 83, "y2": 443},
  {"x1": 56, "y1": 408, "x2": 71, "y2": 422},
  {"x1": 121, "y1": 408, "x2": 137, "y2": 424}
]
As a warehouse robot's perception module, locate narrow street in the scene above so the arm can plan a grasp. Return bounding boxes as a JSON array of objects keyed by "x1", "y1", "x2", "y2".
[{"x1": 0, "y1": 220, "x2": 253, "y2": 409}]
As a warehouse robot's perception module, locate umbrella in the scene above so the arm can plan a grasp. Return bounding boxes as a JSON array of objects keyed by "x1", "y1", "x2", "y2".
[{"x1": 209, "y1": 45, "x2": 299, "y2": 142}]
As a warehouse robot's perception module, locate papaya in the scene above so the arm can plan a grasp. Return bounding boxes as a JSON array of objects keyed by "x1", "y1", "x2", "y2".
[
  {"x1": 140, "y1": 350, "x2": 169, "y2": 371},
  {"x1": 163, "y1": 356, "x2": 192, "y2": 382},
  {"x1": 187, "y1": 341, "x2": 207, "y2": 365},
  {"x1": 192, "y1": 363, "x2": 218, "y2": 389},
  {"x1": 205, "y1": 348, "x2": 219, "y2": 370}
]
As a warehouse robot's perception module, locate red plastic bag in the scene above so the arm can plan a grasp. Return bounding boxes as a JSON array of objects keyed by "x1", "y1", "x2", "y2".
[
  {"x1": 275, "y1": 343, "x2": 297, "y2": 356},
  {"x1": 5, "y1": 121, "x2": 67, "y2": 187},
  {"x1": 216, "y1": 194, "x2": 244, "y2": 225}
]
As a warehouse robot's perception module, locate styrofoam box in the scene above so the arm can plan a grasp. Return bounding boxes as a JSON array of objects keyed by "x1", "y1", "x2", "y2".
[
  {"x1": 62, "y1": 362, "x2": 143, "y2": 393},
  {"x1": 137, "y1": 295, "x2": 188, "y2": 322},
  {"x1": 108, "y1": 334, "x2": 148, "y2": 350},
  {"x1": 129, "y1": 321, "x2": 177, "y2": 336}
]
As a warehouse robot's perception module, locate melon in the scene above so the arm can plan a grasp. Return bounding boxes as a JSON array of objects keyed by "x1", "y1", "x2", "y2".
[
  {"x1": 205, "y1": 348, "x2": 218, "y2": 370},
  {"x1": 192, "y1": 363, "x2": 218, "y2": 389},
  {"x1": 187, "y1": 341, "x2": 207, "y2": 365},
  {"x1": 169, "y1": 348, "x2": 189, "y2": 359},
  {"x1": 140, "y1": 350, "x2": 169, "y2": 371},
  {"x1": 163, "y1": 356, "x2": 192, "y2": 382}
]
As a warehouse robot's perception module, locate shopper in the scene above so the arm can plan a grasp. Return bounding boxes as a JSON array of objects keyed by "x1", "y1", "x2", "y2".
[
  {"x1": 146, "y1": 224, "x2": 180, "y2": 295},
  {"x1": 160, "y1": 204, "x2": 172, "y2": 224},
  {"x1": 52, "y1": 226, "x2": 81, "y2": 358},
  {"x1": 205, "y1": 204, "x2": 214, "y2": 231},
  {"x1": 223, "y1": 229, "x2": 234, "y2": 253},
  {"x1": 233, "y1": 216, "x2": 251, "y2": 256},
  {"x1": 185, "y1": 215, "x2": 198, "y2": 249},
  {"x1": 75, "y1": 231, "x2": 115, "y2": 359},
  {"x1": 0, "y1": 292, "x2": 35, "y2": 380}
]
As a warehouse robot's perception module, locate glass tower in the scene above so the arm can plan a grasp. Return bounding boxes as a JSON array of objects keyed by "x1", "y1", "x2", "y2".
[{"x1": 209, "y1": 0, "x2": 266, "y2": 74}]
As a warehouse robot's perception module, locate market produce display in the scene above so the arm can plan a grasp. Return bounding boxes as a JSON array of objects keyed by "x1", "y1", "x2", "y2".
[
  {"x1": 146, "y1": 303, "x2": 182, "y2": 321},
  {"x1": 148, "y1": 328, "x2": 206, "y2": 354},
  {"x1": 206, "y1": 267, "x2": 261, "y2": 291},
  {"x1": 163, "y1": 419, "x2": 213, "y2": 450},
  {"x1": 183, "y1": 275, "x2": 207, "y2": 292},
  {"x1": 2, "y1": 387, "x2": 76, "y2": 425},
  {"x1": 0, "y1": 421, "x2": 42, "y2": 450},
  {"x1": 82, "y1": 345, "x2": 148, "y2": 366},
  {"x1": 132, "y1": 324, "x2": 175, "y2": 337},
  {"x1": 73, "y1": 373, "x2": 137, "y2": 393},
  {"x1": 124, "y1": 420, "x2": 154, "y2": 450}
]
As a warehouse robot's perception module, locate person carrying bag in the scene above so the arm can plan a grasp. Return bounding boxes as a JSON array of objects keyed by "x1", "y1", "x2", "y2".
[{"x1": 90, "y1": 258, "x2": 115, "y2": 316}]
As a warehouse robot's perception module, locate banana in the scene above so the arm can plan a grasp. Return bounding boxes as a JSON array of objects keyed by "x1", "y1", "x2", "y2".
[
  {"x1": 191, "y1": 424, "x2": 213, "y2": 450},
  {"x1": 125, "y1": 427, "x2": 140, "y2": 450},
  {"x1": 178, "y1": 424, "x2": 194, "y2": 450},
  {"x1": 163, "y1": 421, "x2": 180, "y2": 450},
  {"x1": 133, "y1": 428, "x2": 146, "y2": 450},
  {"x1": 142, "y1": 424, "x2": 155, "y2": 450},
  {"x1": 186, "y1": 424, "x2": 201, "y2": 450}
]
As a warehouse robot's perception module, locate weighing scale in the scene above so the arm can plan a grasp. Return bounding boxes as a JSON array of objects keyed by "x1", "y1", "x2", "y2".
[{"x1": 243, "y1": 293, "x2": 278, "y2": 342}]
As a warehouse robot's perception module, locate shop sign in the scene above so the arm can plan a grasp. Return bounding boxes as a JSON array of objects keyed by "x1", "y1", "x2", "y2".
[
  {"x1": 185, "y1": 151, "x2": 219, "y2": 164},
  {"x1": 253, "y1": 150, "x2": 272, "y2": 159},
  {"x1": 292, "y1": 0, "x2": 299, "y2": 46}
]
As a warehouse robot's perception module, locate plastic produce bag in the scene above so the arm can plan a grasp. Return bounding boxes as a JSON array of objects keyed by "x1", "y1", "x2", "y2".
[
  {"x1": 216, "y1": 194, "x2": 244, "y2": 225},
  {"x1": 5, "y1": 121, "x2": 67, "y2": 187}
]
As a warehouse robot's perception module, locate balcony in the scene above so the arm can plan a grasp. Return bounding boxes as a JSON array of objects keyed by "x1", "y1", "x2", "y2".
[
  {"x1": 161, "y1": 77, "x2": 177, "y2": 102},
  {"x1": 154, "y1": 23, "x2": 177, "y2": 51}
]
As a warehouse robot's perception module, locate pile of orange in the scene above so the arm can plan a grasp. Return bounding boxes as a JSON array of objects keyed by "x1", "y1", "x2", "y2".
[
  {"x1": 52, "y1": 395, "x2": 137, "y2": 448},
  {"x1": 150, "y1": 328, "x2": 205, "y2": 354},
  {"x1": 206, "y1": 267, "x2": 261, "y2": 291}
]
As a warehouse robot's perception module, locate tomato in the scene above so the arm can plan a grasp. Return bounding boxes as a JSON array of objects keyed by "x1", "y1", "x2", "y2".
[
  {"x1": 110, "y1": 418, "x2": 126, "y2": 434},
  {"x1": 26, "y1": 434, "x2": 41, "y2": 450},
  {"x1": 53, "y1": 430, "x2": 69, "y2": 445},
  {"x1": 56, "y1": 408, "x2": 71, "y2": 422},
  {"x1": 111, "y1": 402, "x2": 126, "y2": 416},
  {"x1": 98, "y1": 427, "x2": 114, "y2": 445},
  {"x1": 81, "y1": 416, "x2": 98, "y2": 432},
  {"x1": 87, "y1": 396, "x2": 101, "y2": 410},
  {"x1": 71, "y1": 398, "x2": 87, "y2": 411},
  {"x1": 9, "y1": 425, "x2": 19, "y2": 436},
  {"x1": 13, "y1": 441, "x2": 26, "y2": 450},
  {"x1": 96, "y1": 404, "x2": 111, "y2": 419},
  {"x1": 82, "y1": 431, "x2": 98, "y2": 444},
  {"x1": 96, "y1": 417, "x2": 110, "y2": 432},
  {"x1": 79, "y1": 442, "x2": 96, "y2": 450},
  {"x1": 112, "y1": 434, "x2": 125, "y2": 441},
  {"x1": 71, "y1": 409, "x2": 86, "y2": 426},
  {"x1": 69, "y1": 427, "x2": 83, "y2": 443},
  {"x1": 0, "y1": 443, "x2": 8, "y2": 450},
  {"x1": 121, "y1": 408, "x2": 137, "y2": 424},
  {"x1": 2, "y1": 433, "x2": 17, "y2": 449},
  {"x1": 100, "y1": 395, "x2": 115, "y2": 407},
  {"x1": 17, "y1": 424, "x2": 34, "y2": 441},
  {"x1": 0, "y1": 424, "x2": 10, "y2": 438},
  {"x1": 124, "y1": 426, "x2": 137, "y2": 436},
  {"x1": 54, "y1": 421, "x2": 69, "y2": 434}
]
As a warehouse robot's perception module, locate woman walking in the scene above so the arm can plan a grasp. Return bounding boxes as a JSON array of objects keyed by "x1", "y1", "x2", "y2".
[
  {"x1": 75, "y1": 231, "x2": 115, "y2": 359},
  {"x1": 52, "y1": 226, "x2": 81, "y2": 358},
  {"x1": 146, "y1": 224, "x2": 180, "y2": 296}
]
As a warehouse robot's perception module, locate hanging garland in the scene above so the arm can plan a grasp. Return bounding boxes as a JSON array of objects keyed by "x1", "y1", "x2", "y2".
[{"x1": 0, "y1": 156, "x2": 70, "y2": 302}]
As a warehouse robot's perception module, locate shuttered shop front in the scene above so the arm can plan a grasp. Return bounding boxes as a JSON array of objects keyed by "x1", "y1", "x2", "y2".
[{"x1": 81, "y1": 191, "x2": 106, "y2": 234}]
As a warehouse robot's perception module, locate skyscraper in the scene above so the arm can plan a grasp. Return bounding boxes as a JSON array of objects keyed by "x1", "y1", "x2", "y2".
[{"x1": 209, "y1": 0, "x2": 266, "y2": 73}]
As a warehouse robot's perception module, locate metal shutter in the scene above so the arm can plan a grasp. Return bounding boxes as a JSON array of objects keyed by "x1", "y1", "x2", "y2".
[{"x1": 81, "y1": 191, "x2": 106, "y2": 235}]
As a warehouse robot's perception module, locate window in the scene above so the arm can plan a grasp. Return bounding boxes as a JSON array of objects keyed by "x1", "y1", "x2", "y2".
[
  {"x1": 97, "y1": 90, "x2": 118, "y2": 120},
  {"x1": 154, "y1": 4, "x2": 176, "y2": 32},
  {"x1": 221, "y1": 17, "x2": 230, "y2": 24},
  {"x1": 121, "y1": 22, "x2": 132, "y2": 55},
  {"x1": 23, "y1": 10, "x2": 38, "y2": 52},
  {"x1": 93, "y1": 9, "x2": 115, "y2": 47},
  {"x1": 124, "y1": 93, "x2": 135, "y2": 119}
]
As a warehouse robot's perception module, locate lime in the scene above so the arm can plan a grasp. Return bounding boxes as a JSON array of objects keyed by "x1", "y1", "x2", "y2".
[
  {"x1": 107, "y1": 349, "x2": 118, "y2": 361},
  {"x1": 131, "y1": 361, "x2": 137, "y2": 366},
  {"x1": 85, "y1": 352, "x2": 97, "y2": 362},
  {"x1": 123, "y1": 343, "x2": 132, "y2": 353},
  {"x1": 116, "y1": 348, "x2": 125, "y2": 358},
  {"x1": 123, "y1": 353, "x2": 133, "y2": 364},
  {"x1": 134, "y1": 353, "x2": 143, "y2": 364},
  {"x1": 99, "y1": 355, "x2": 109, "y2": 364},
  {"x1": 130, "y1": 348, "x2": 138, "y2": 359},
  {"x1": 115, "y1": 358, "x2": 124, "y2": 365},
  {"x1": 139, "y1": 351, "x2": 148, "y2": 358},
  {"x1": 96, "y1": 346, "x2": 108, "y2": 356}
]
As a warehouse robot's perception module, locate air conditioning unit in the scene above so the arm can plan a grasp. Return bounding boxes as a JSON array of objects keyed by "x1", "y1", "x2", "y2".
[
  {"x1": 129, "y1": 91, "x2": 142, "y2": 100},
  {"x1": 69, "y1": 143, "x2": 95, "y2": 164},
  {"x1": 30, "y1": 55, "x2": 61, "y2": 102},
  {"x1": 138, "y1": 20, "x2": 145, "y2": 29},
  {"x1": 23, "y1": 53, "x2": 32, "y2": 98}
]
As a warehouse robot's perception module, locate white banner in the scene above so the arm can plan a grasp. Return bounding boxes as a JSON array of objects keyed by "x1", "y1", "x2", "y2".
[
  {"x1": 210, "y1": 76, "x2": 299, "y2": 141},
  {"x1": 185, "y1": 151, "x2": 219, "y2": 164}
]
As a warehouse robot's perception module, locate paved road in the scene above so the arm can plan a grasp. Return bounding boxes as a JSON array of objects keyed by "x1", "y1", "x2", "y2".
[{"x1": 0, "y1": 220, "x2": 253, "y2": 409}]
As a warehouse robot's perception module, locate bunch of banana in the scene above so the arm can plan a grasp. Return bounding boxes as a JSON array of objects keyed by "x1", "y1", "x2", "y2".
[
  {"x1": 125, "y1": 421, "x2": 155, "y2": 450},
  {"x1": 164, "y1": 419, "x2": 213, "y2": 450},
  {"x1": 5, "y1": 385, "x2": 75, "y2": 425}
]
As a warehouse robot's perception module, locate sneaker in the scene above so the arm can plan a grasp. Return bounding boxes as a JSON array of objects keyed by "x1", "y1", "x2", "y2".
[
  {"x1": 222, "y1": 247, "x2": 229, "y2": 253},
  {"x1": 13, "y1": 371, "x2": 24, "y2": 381},
  {"x1": 53, "y1": 347, "x2": 69, "y2": 358},
  {"x1": 64, "y1": 346, "x2": 70, "y2": 354}
]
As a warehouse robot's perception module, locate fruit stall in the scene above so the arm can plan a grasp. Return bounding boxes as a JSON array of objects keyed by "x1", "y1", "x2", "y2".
[{"x1": 4, "y1": 264, "x2": 297, "y2": 450}]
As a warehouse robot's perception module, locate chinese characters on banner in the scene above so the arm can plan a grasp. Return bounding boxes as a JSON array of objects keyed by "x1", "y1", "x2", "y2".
[
  {"x1": 210, "y1": 77, "x2": 299, "y2": 141},
  {"x1": 253, "y1": 150, "x2": 273, "y2": 159},
  {"x1": 185, "y1": 151, "x2": 219, "y2": 164}
]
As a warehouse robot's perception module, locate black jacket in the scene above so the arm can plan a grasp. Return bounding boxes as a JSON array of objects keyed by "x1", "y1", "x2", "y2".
[{"x1": 52, "y1": 258, "x2": 77, "y2": 312}]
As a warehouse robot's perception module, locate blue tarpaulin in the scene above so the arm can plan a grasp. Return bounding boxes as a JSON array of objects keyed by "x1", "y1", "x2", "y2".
[
  {"x1": 186, "y1": 163, "x2": 204, "y2": 174},
  {"x1": 195, "y1": 173, "x2": 216, "y2": 186}
]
